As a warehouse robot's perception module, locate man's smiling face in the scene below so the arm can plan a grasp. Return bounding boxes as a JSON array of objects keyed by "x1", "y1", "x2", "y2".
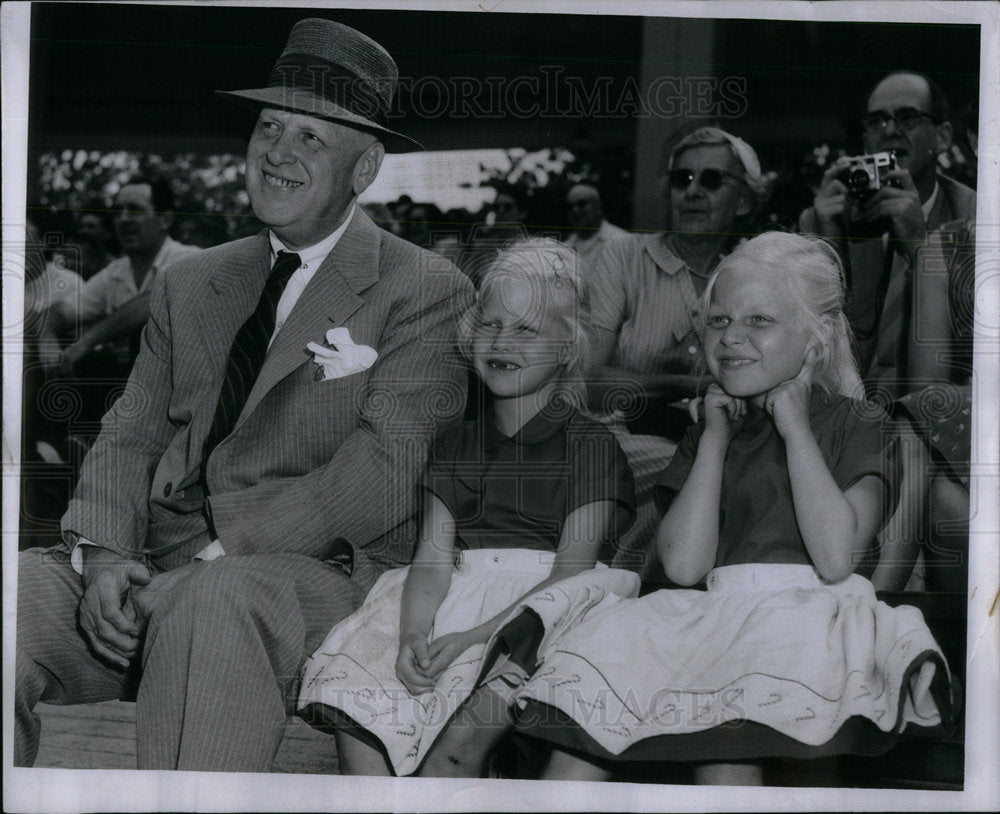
[{"x1": 245, "y1": 108, "x2": 383, "y2": 249}]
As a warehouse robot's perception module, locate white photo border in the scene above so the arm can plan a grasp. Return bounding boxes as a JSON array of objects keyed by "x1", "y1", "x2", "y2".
[{"x1": 3, "y1": 1, "x2": 998, "y2": 811}]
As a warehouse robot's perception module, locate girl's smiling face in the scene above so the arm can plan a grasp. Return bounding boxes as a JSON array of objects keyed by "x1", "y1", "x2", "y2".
[
  {"x1": 471, "y1": 266, "x2": 571, "y2": 402},
  {"x1": 703, "y1": 264, "x2": 814, "y2": 406}
]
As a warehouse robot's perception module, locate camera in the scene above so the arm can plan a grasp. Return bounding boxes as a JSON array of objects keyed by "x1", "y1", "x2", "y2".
[{"x1": 840, "y1": 151, "x2": 897, "y2": 206}]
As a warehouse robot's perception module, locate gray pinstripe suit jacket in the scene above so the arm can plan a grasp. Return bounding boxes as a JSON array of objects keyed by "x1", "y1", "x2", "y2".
[{"x1": 62, "y1": 208, "x2": 472, "y2": 592}]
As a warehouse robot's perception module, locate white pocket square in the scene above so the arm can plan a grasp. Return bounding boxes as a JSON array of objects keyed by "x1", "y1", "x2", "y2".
[{"x1": 307, "y1": 327, "x2": 378, "y2": 381}]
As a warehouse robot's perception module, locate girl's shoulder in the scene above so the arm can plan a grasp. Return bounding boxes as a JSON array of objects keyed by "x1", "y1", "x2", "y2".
[
  {"x1": 564, "y1": 409, "x2": 622, "y2": 443},
  {"x1": 810, "y1": 390, "x2": 890, "y2": 430},
  {"x1": 429, "y1": 417, "x2": 481, "y2": 463}
]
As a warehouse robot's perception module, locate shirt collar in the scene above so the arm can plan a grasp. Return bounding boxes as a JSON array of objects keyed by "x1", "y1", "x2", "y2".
[
  {"x1": 483, "y1": 398, "x2": 572, "y2": 449},
  {"x1": 641, "y1": 232, "x2": 690, "y2": 277},
  {"x1": 267, "y1": 203, "x2": 355, "y2": 270},
  {"x1": 150, "y1": 236, "x2": 177, "y2": 271},
  {"x1": 113, "y1": 236, "x2": 176, "y2": 282}
]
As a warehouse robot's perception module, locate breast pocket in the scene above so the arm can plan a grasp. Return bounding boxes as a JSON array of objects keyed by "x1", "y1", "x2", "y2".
[{"x1": 302, "y1": 364, "x2": 371, "y2": 436}]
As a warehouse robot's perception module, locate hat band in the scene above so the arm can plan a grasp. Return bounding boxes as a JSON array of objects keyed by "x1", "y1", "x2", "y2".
[{"x1": 268, "y1": 53, "x2": 388, "y2": 127}]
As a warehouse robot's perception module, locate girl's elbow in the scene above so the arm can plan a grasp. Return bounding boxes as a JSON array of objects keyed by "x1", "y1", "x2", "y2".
[
  {"x1": 663, "y1": 561, "x2": 706, "y2": 587},
  {"x1": 814, "y1": 550, "x2": 855, "y2": 583},
  {"x1": 818, "y1": 564, "x2": 853, "y2": 584}
]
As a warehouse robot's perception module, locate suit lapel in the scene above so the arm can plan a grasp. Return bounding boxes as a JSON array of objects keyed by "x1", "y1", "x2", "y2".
[
  {"x1": 194, "y1": 232, "x2": 271, "y2": 390},
  {"x1": 236, "y1": 209, "x2": 382, "y2": 426}
]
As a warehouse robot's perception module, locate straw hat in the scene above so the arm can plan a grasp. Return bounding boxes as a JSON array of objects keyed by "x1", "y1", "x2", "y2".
[{"x1": 217, "y1": 18, "x2": 421, "y2": 152}]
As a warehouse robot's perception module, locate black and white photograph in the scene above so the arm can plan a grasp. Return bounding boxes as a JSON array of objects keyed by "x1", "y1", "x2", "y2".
[{"x1": 3, "y1": 1, "x2": 998, "y2": 811}]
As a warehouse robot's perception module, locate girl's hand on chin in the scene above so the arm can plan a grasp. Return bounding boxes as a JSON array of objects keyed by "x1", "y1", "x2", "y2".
[
  {"x1": 702, "y1": 383, "x2": 745, "y2": 441},
  {"x1": 763, "y1": 355, "x2": 817, "y2": 439}
]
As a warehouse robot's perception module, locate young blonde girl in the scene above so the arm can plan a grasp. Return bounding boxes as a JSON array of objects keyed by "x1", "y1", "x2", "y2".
[
  {"x1": 507, "y1": 232, "x2": 955, "y2": 784},
  {"x1": 298, "y1": 238, "x2": 637, "y2": 777}
]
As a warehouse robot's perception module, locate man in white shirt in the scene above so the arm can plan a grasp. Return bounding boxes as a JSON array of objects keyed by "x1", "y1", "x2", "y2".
[
  {"x1": 55, "y1": 175, "x2": 200, "y2": 376},
  {"x1": 564, "y1": 183, "x2": 631, "y2": 281},
  {"x1": 16, "y1": 18, "x2": 471, "y2": 772}
]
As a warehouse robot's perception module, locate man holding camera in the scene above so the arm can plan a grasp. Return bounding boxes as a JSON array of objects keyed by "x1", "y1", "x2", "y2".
[{"x1": 799, "y1": 70, "x2": 976, "y2": 396}]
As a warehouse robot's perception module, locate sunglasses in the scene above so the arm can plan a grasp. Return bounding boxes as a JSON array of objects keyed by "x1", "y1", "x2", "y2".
[
  {"x1": 861, "y1": 107, "x2": 938, "y2": 134},
  {"x1": 667, "y1": 167, "x2": 744, "y2": 192}
]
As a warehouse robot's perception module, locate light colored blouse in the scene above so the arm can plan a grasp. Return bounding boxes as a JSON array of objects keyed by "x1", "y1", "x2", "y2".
[{"x1": 588, "y1": 232, "x2": 707, "y2": 376}]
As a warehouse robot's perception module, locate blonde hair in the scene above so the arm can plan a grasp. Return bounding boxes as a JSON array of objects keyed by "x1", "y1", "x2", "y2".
[
  {"x1": 700, "y1": 232, "x2": 862, "y2": 398},
  {"x1": 457, "y1": 237, "x2": 591, "y2": 408}
]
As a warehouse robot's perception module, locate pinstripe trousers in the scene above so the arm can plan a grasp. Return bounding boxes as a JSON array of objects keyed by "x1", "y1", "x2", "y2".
[{"x1": 16, "y1": 547, "x2": 366, "y2": 771}]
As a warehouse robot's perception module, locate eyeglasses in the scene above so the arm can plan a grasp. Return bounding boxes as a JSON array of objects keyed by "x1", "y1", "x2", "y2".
[
  {"x1": 861, "y1": 107, "x2": 938, "y2": 134},
  {"x1": 667, "y1": 168, "x2": 744, "y2": 193}
]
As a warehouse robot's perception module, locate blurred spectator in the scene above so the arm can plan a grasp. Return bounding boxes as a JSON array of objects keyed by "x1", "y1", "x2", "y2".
[
  {"x1": 798, "y1": 70, "x2": 976, "y2": 398},
  {"x1": 363, "y1": 202, "x2": 402, "y2": 236},
  {"x1": 586, "y1": 127, "x2": 768, "y2": 580},
  {"x1": 405, "y1": 201, "x2": 443, "y2": 247},
  {"x1": 489, "y1": 184, "x2": 529, "y2": 234},
  {"x1": 23, "y1": 217, "x2": 84, "y2": 347},
  {"x1": 463, "y1": 184, "x2": 530, "y2": 286},
  {"x1": 21, "y1": 214, "x2": 85, "y2": 547},
  {"x1": 433, "y1": 207, "x2": 475, "y2": 266},
  {"x1": 390, "y1": 193, "x2": 414, "y2": 227},
  {"x1": 564, "y1": 182, "x2": 631, "y2": 280},
  {"x1": 173, "y1": 211, "x2": 229, "y2": 248},
  {"x1": 52, "y1": 174, "x2": 200, "y2": 380},
  {"x1": 76, "y1": 200, "x2": 120, "y2": 261},
  {"x1": 53, "y1": 234, "x2": 113, "y2": 281}
]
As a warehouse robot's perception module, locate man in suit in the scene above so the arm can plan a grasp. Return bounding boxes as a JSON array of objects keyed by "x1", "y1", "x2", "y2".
[
  {"x1": 799, "y1": 70, "x2": 976, "y2": 398},
  {"x1": 16, "y1": 18, "x2": 472, "y2": 771}
]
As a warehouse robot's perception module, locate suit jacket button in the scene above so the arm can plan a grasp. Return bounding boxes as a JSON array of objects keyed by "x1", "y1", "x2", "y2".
[
  {"x1": 176, "y1": 488, "x2": 185, "y2": 499},
  {"x1": 163, "y1": 482, "x2": 172, "y2": 497}
]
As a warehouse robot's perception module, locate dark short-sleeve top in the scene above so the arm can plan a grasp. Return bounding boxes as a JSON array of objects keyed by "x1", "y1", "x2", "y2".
[
  {"x1": 421, "y1": 401, "x2": 635, "y2": 560},
  {"x1": 654, "y1": 388, "x2": 900, "y2": 568}
]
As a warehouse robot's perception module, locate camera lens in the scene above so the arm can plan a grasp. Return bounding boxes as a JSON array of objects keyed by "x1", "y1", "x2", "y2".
[{"x1": 848, "y1": 168, "x2": 871, "y2": 190}]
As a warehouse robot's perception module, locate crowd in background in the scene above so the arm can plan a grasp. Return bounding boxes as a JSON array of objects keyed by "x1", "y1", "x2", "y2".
[{"x1": 21, "y1": 81, "x2": 979, "y2": 607}]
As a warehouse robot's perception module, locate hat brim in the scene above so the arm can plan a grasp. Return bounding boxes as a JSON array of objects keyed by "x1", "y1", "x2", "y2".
[{"x1": 216, "y1": 87, "x2": 423, "y2": 153}]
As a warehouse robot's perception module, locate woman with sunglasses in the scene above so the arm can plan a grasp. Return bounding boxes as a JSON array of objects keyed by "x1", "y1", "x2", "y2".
[{"x1": 587, "y1": 127, "x2": 768, "y2": 581}]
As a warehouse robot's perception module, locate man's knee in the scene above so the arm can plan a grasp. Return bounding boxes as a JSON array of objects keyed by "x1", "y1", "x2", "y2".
[
  {"x1": 16, "y1": 547, "x2": 84, "y2": 664},
  {"x1": 146, "y1": 556, "x2": 306, "y2": 638}
]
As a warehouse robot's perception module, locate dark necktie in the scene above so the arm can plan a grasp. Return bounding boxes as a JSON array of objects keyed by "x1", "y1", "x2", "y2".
[{"x1": 202, "y1": 250, "x2": 301, "y2": 461}]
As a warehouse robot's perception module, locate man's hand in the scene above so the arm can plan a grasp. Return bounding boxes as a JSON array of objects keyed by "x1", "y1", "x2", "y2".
[
  {"x1": 58, "y1": 337, "x2": 92, "y2": 378},
  {"x1": 78, "y1": 547, "x2": 151, "y2": 668},
  {"x1": 130, "y1": 566, "x2": 198, "y2": 630},
  {"x1": 809, "y1": 160, "x2": 851, "y2": 238},
  {"x1": 859, "y1": 168, "x2": 926, "y2": 259}
]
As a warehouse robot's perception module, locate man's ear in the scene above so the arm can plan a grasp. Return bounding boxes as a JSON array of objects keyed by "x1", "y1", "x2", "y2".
[
  {"x1": 935, "y1": 120, "x2": 953, "y2": 155},
  {"x1": 158, "y1": 212, "x2": 174, "y2": 233},
  {"x1": 352, "y1": 141, "x2": 386, "y2": 197}
]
